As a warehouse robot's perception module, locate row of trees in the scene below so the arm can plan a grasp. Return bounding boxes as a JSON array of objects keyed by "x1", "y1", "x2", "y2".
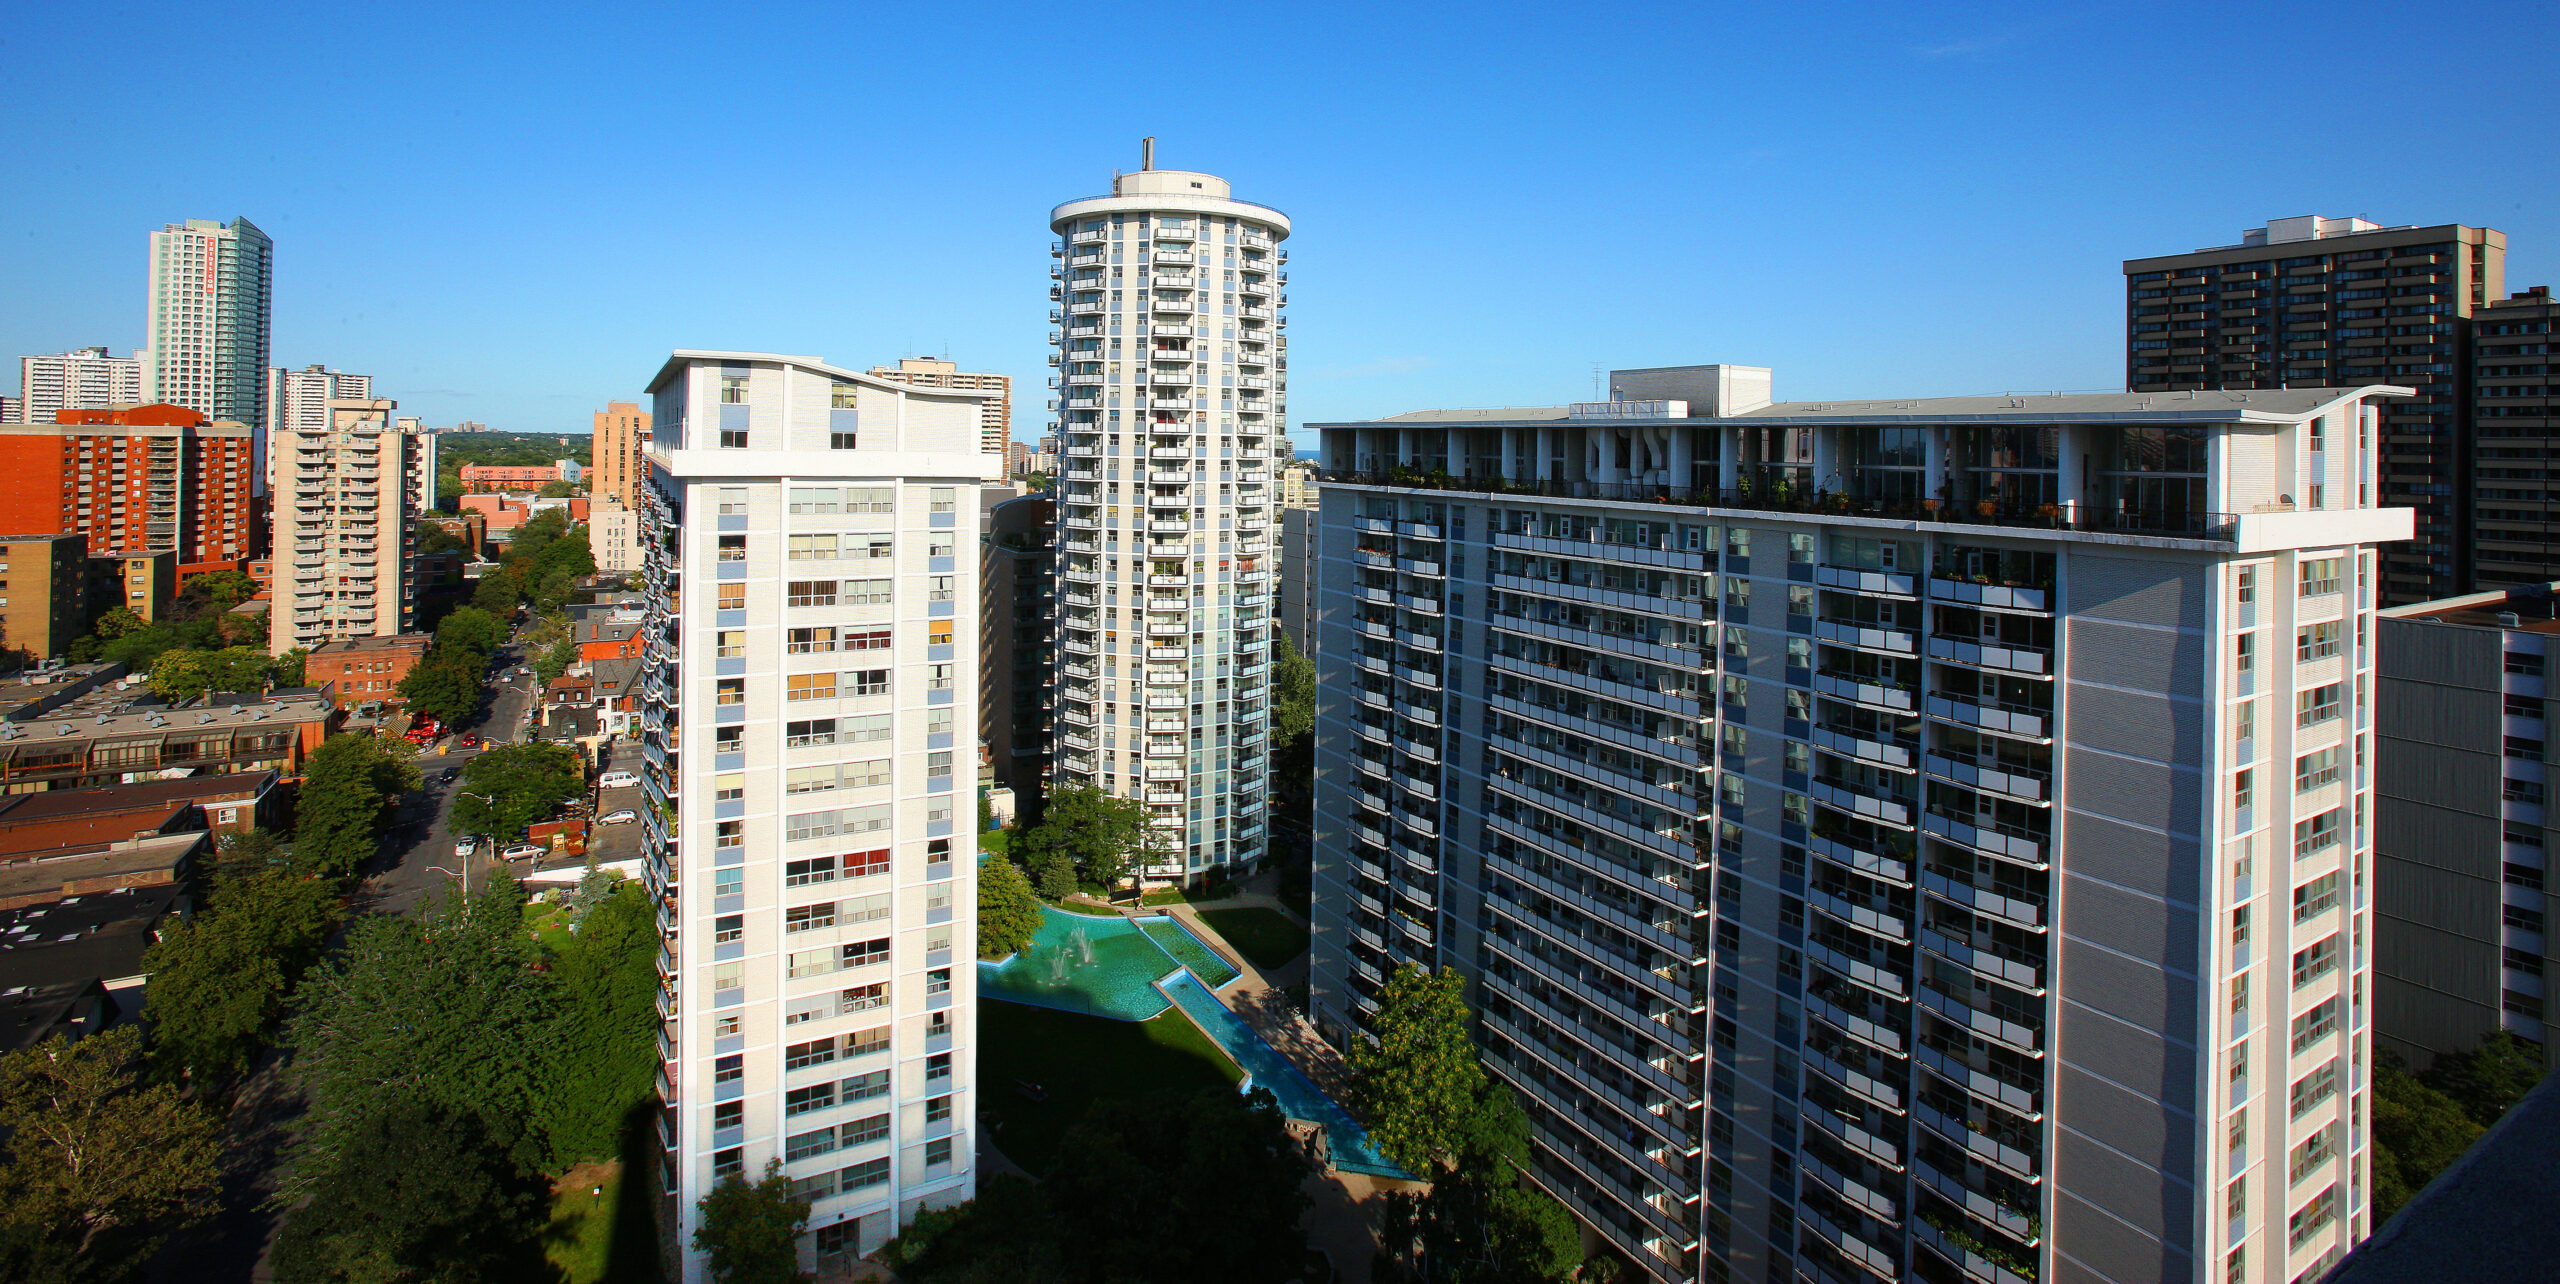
[
  {"x1": 2372, "y1": 1030, "x2": 2547, "y2": 1220},
  {"x1": 397, "y1": 604, "x2": 507, "y2": 726},
  {"x1": 451, "y1": 742, "x2": 586, "y2": 842},
  {"x1": 60, "y1": 569, "x2": 301, "y2": 695},
  {"x1": 472, "y1": 508, "x2": 594, "y2": 620},
  {"x1": 1007, "y1": 784, "x2": 1170, "y2": 901}
]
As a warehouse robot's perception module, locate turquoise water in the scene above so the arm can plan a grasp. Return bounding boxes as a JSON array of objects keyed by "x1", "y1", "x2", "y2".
[
  {"x1": 978, "y1": 907, "x2": 1238, "y2": 1020},
  {"x1": 1155, "y1": 971, "x2": 1415, "y2": 1180}
]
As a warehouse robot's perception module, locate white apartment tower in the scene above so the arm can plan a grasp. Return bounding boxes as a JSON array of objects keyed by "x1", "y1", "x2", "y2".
[
  {"x1": 866, "y1": 358, "x2": 1012, "y2": 481},
  {"x1": 639, "y1": 352, "x2": 981, "y2": 1277},
  {"x1": 1309, "y1": 372, "x2": 2410, "y2": 1284},
  {"x1": 145, "y1": 217, "x2": 272, "y2": 428},
  {"x1": 19, "y1": 347, "x2": 142, "y2": 423},
  {"x1": 267, "y1": 365, "x2": 373, "y2": 434},
  {"x1": 1047, "y1": 148, "x2": 1288, "y2": 882},
  {"x1": 269, "y1": 399, "x2": 430, "y2": 655}
]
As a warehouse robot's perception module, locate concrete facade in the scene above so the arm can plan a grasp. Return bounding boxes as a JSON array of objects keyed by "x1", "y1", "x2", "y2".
[
  {"x1": 18, "y1": 348, "x2": 142, "y2": 426},
  {"x1": 981, "y1": 488, "x2": 1054, "y2": 806},
  {"x1": 1047, "y1": 157, "x2": 1288, "y2": 883},
  {"x1": 639, "y1": 351, "x2": 981, "y2": 1278},
  {"x1": 269, "y1": 399, "x2": 431, "y2": 654},
  {"x1": 594, "y1": 399, "x2": 652, "y2": 511},
  {"x1": 0, "y1": 409, "x2": 259, "y2": 562},
  {"x1": 2469, "y1": 289, "x2": 2560, "y2": 590},
  {"x1": 866, "y1": 359, "x2": 1010, "y2": 481},
  {"x1": 145, "y1": 217, "x2": 272, "y2": 430},
  {"x1": 1309, "y1": 376, "x2": 2408, "y2": 1284}
]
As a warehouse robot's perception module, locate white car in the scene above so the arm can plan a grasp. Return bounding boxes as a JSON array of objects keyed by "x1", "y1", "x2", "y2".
[
  {"x1": 453, "y1": 836, "x2": 480, "y2": 858},
  {"x1": 597, "y1": 771, "x2": 640, "y2": 789},
  {"x1": 500, "y1": 843, "x2": 546, "y2": 861},
  {"x1": 598, "y1": 809, "x2": 638, "y2": 825}
]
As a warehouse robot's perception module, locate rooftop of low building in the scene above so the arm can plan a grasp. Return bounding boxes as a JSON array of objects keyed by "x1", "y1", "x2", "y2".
[{"x1": 2381, "y1": 582, "x2": 2560, "y2": 634}]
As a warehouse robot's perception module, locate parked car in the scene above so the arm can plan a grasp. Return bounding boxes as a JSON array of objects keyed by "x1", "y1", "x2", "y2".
[
  {"x1": 597, "y1": 770, "x2": 640, "y2": 789},
  {"x1": 598, "y1": 809, "x2": 638, "y2": 825},
  {"x1": 453, "y1": 836, "x2": 480, "y2": 858},
  {"x1": 460, "y1": 733, "x2": 483, "y2": 750},
  {"x1": 500, "y1": 843, "x2": 545, "y2": 861}
]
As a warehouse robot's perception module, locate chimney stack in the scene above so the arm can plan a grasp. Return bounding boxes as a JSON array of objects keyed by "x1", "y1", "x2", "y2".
[{"x1": 1141, "y1": 137, "x2": 1155, "y2": 171}]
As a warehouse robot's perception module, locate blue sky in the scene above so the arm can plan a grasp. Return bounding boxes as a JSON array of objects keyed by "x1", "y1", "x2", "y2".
[{"x1": 3, "y1": 0, "x2": 2551, "y2": 448}]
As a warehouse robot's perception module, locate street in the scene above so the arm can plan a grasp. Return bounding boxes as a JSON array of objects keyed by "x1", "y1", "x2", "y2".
[{"x1": 358, "y1": 640, "x2": 544, "y2": 914}]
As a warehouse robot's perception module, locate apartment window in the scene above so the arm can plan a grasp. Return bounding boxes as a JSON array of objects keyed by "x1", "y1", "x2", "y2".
[
  {"x1": 2506, "y1": 777, "x2": 2546, "y2": 807},
  {"x1": 2293, "y1": 808, "x2": 2341, "y2": 858},
  {"x1": 844, "y1": 714, "x2": 892, "y2": 743},
  {"x1": 789, "y1": 626, "x2": 837, "y2": 654},
  {"x1": 830, "y1": 382, "x2": 859, "y2": 410},
  {"x1": 786, "y1": 855, "x2": 837, "y2": 886},
  {"x1": 925, "y1": 664, "x2": 953, "y2": 691},
  {"x1": 2295, "y1": 683, "x2": 2342, "y2": 728},
  {"x1": 787, "y1": 718, "x2": 838, "y2": 747},
  {"x1": 2236, "y1": 632, "x2": 2256, "y2": 673},
  {"x1": 716, "y1": 679, "x2": 745, "y2": 706},
  {"x1": 842, "y1": 628, "x2": 891, "y2": 651},
  {"x1": 785, "y1": 902, "x2": 838, "y2": 933},
  {"x1": 785, "y1": 1037, "x2": 838, "y2": 1071},
  {"x1": 784, "y1": 1082, "x2": 836, "y2": 1116},
  {"x1": 844, "y1": 848, "x2": 892, "y2": 878},
  {"x1": 721, "y1": 376, "x2": 750, "y2": 404},
  {"x1": 2291, "y1": 1063, "x2": 2338, "y2": 1120},
  {"x1": 2234, "y1": 768, "x2": 2255, "y2": 811},
  {"x1": 1725, "y1": 579, "x2": 1751, "y2": 612},
  {"x1": 719, "y1": 428, "x2": 749, "y2": 449},
  {"x1": 718, "y1": 583, "x2": 746, "y2": 611},
  {"x1": 842, "y1": 577, "x2": 892, "y2": 604},
  {"x1": 2235, "y1": 699, "x2": 2256, "y2": 743},
  {"x1": 2297, "y1": 621, "x2": 2341, "y2": 662},
  {"x1": 831, "y1": 430, "x2": 857, "y2": 449},
  {"x1": 2506, "y1": 902, "x2": 2547, "y2": 935},
  {"x1": 2290, "y1": 1128, "x2": 2336, "y2": 1186},
  {"x1": 928, "y1": 575, "x2": 955, "y2": 603},
  {"x1": 787, "y1": 673, "x2": 837, "y2": 701},
  {"x1": 2298, "y1": 557, "x2": 2342, "y2": 596},
  {"x1": 2288, "y1": 1185, "x2": 2338, "y2": 1251},
  {"x1": 789, "y1": 534, "x2": 837, "y2": 560},
  {"x1": 711, "y1": 961, "x2": 742, "y2": 995},
  {"x1": 845, "y1": 487, "x2": 894, "y2": 513},
  {"x1": 2508, "y1": 862, "x2": 2547, "y2": 892},
  {"x1": 714, "y1": 774, "x2": 744, "y2": 802},
  {"x1": 842, "y1": 1112, "x2": 890, "y2": 1146},
  {"x1": 2226, "y1": 1178, "x2": 2246, "y2": 1226},
  {"x1": 841, "y1": 937, "x2": 892, "y2": 969},
  {"x1": 2292, "y1": 934, "x2": 2339, "y2": 988},
  {"x1": 927, "y1": 1053, "x2": 952, "y2": 1082},
  {"x1": 2295, "y1": 747, "x2": 2340, "y2": 792},
  {"x1": 789, "y1": 487, "x2": 842, "y2": 514},
  {"x1": 713, "y1": 1148, "x2": 744, "y2": 1182},
  {"x1": 2238, "y1": 567, "x2": 2257, "y2": 605},
  {"x1": 717, "y1": 534, "x2": 745, "y2": 562},
  {"x1": 713, "y1": 1054, "x2": 743, "y2": 1086},
  {"x1": 853, "y1": 536, "x2": 894, "y2": 560},
  {"x1": 787, "y1": 948, "x2": 837, "y2": 979},
  {"x1": 2507, "y1": 735, "x2": 2546, "y2": 761},
  {"x1": 2293, "y1": 872, "x2": 2340, "y2": 922},
  {"x1": 929, "y1": 620, "x2": 954, "y2": 647},
  {"x1": 850, "y1": 669, "x2": 891, "y2": 695},
  {"x1": 2507, "y1": 651, "x2": 2545, "y2": 678},
  {"x1": 2290, "y1": 998, "x2": 2339, "y2": 1054},
  {"x1": 788, "y1": 579, "x2": 838, "y2": 608},
  {"x1": 929, "y1": 487, "x2": 956, "y2": 514},
  {"x1": 839, "y1": 983, "x2": 888, "y2": 1014},
  {"x1": 716, "y1": 630, "x2": 744, "y2": 660}
]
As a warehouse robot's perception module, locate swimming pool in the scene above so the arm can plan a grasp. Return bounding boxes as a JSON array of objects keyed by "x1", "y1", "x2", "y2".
[
  {"x1": 1155, "y1": 970, "x2": 1414, "y2": 1180},
  {"x1": 977, "y1": 907, "x2": 1241, "y2": 1020}
]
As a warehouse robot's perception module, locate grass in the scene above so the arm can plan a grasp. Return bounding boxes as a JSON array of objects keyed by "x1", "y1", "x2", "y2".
[
  {"x1": 977, "y1": 827, "x2": 1010, "y2": 859},
  {"x1": 1196, "y1": 907, "x2": 1310, "y2": 970},
  {"x1": 524, "y1": 902, "x2": 575, "y2": 956},
  {"x1": 544, "y1": 1160, "x2": 659, "y2": 1283},
  {"x1": 977, "y1": 999, "x2": 1241, "y2": 1175}
]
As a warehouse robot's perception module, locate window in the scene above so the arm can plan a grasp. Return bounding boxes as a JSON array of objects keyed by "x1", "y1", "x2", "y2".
[
  {"x1": 853, "y1": 536, "x2": 894, "y2": 560},
  {"x1": 789, "y1": 534, "x2": 837, "y2": 560},
  {"x1": 711, "y1": 961, "x2": 743, "y2": 994},
  {"x1": 2508, "y1": 862, "x2": 2547, "y2": 891},
  {"x1": 849, "y1": 669, "x2": 890, "y2": 695},
  {"x1": 2507, "y1": 777, "x2": 2546, "y2": 807},
  {"x1": 2235, "y1": 768, "x2": 2255, "y2": 811},
  {"x1": 716, "y1": 678, "x2": 745, "y2": 706},
  {"x1": 718, "y1": 583, "x2": 746, "y2": 611},
  {"x1": 714, "y1": 1148, "x2": 744, "y2": 1181},
  {"x1": 926, "y1": 664, "x2": 953, "y2": 691},
  {"x1": 2288, "y1": 1185, "x2": 2338, "y2": 1251},
  {"x1": 786, "y1": 855, "x2": 838, "y2": 887},
  {"x1": 830, "y1": 383, "x2": 859, "y2": 410},
  {"x1": 842, "y1": 628, "x2": 892, "y2": 651},
  {"x1": 717, "y1": 534, "x2": 745, "y2": 562},
  {"x1": 844, "y1": 848, "x2": 892, "y2": 878},
  {"x1": 926, "y1": 967, "x2": 952, "y2": 996},
  {"x1": 720, "y1": 428, "x2": 749, "y2": 449},
  {"x1": 2290, "y1": 1063, "x2": 2337, "y2": 1119},
  {"x1": 925, "y1": 1137, "x2": 954, "y2": 1167},
  {"x1": 716, "y1": 630, "x2": 744, "y2": 660},
  {"x1": 713, "y1": 1054, "x2": 743, "y2": 1085},
  {"x1": 843, "y1": 1113, "x2": 891, "y2": 1146},
  {"x1": 844, "y1": 714, "x2": 892, "y2": 743},
  {"x1": 2293, "y1": 808, "x2": 2341, "y2": 857},
  {"x1": 2506, "y1": 902, "x2": 2547, "y2": 935},
  {"x1": 2292, "y1": 934, "x2": 2339, "y2": 988},
  {"x1": 721, "y1": 376, "x2": 750, "y2": 404},
  {"x1": 845, "y1": 487, "x2": 895, "y2": 513},
  {"x1": 2295, "y1": 683, "x2": 2342, "y2": 727},
  {"x1": 842, "y1": 1157, "x2": 891, "y2": 1190},
  {"x1": 786, "y1": 902, "x2": 838, "y2": 933},
  {"x1": 2507, "y1": 651, "x2": 2545, "y2": 678},
  {"x1": 839, "y1": 982, "x2": 889, "y2": 1014},
  {"x1": 784, "y1": 1082, "x2": 836, "y2": 1116},
  {"x1": 831, "y1": 430, "x2": 857, "y2": 449},
  {"x1": 2290, "y1": 1127, "x2": 2336, "y2": 1186},
  {"x1": 787, "y1": 718, "x2": 838, "y2": 747},
  {"x1": 788, "y1": 580, "x2": 838, "y2": 607},
  {"x1": 928, "y1": 574, "x2": 955, "y2": 602},
  {"x1": 787, "y1": 673, "x2": 837, "y2": 701},
  {"x1": 785, "y1": 1126, "x2": 838, "y2": 1162},
  {"x1": 2296, "y1": 620, "x2": 2341, "y2": 662},
  {"x1": 2236, "y1": 632, "x2": 2256, "y2": 673},
  {"x1": 2238, "y1": 567, "x2": 2257, "y2": 605},
  {"x1": 842, "y1": 577, "x2": 892, "y2": 604},
  {"x1": 929, "y1": 487, "x2": 956, "y2": 513},
  {"x1": 789, "y1": 626, "x2": 837, "y2": 654},
  {"x1": 787, "y1": 948, "x2": 837, "y2": 979},
  {"x1": 2290, "y1": 997, "x2": 2339, "y2": 1054},
  {"x1": 789, "y1": 487, "x2": 841, "y2": 514},
  {"x1": 927, "y1": 1052, "x2": 952, "y2": 1082},
  {"x1": 716, "y1": 820, "x2": 744, "y2": 851},
  {"x1": 2293, "y1": 872, "x2": 2340, "y2": 922},
  {"x1": 785, "y1": 1037, "x2": 838, "y2": 1070},
  {"x1": 841, "y1": 937, "x2": 892, "y2": 969},
  {"x1": 845, "y1": 1026, "x2": 891, "y2": 1057},
  {"x1": 2507, "y1": 735, "x2": 2546, "y2": 761},
  {"x1": 2298, "y1": 557, "x2": 2342, "y2": 596},
  {"x1": 2295, "y1": 747, "x2": 2340, "y2": 792}
]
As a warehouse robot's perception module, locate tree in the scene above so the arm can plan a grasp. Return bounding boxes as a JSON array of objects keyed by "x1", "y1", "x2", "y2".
[
  {"x1": 978, "y1": 855, "x2": 1042, "y2": 958},
  {"x1": 269, "y1": 1099, "x2": 552, "y2": 1284},
  {"x1": 435, "y1": 606, "x2": 506, "y2": 660},
  {"x1": 1040, "y1": 1086, "x2": 1310, "y2": 1283},
  {"x1": 143, "y1": 649, "x2": 207, "y2": 703},
  {"x1": 1030, "y1": 849, "x2": 1078, "y2": 901},
  {"x1": 272, "y1": 645, "x2": 307, "y2": 689},
  {"x1": 292, "y1": 733, "x2": 421, "y2": 878},
  {"x1": 1271, "y1": 631, "x2": 1316, "y2": 747},
  {"x1": 171, "y1": 569, "x2": 256, "y2": 622},
  {"x1": 537, "y1": 883, "x2": 658, "y2": 1167},
  {"x1": 536, "y1": 480, "x2": 576, "y2": 498},
  {"x1": 0, "y1": 1028, "x2": 222, "y2": 1281},
  {"x1": 415, "y1": 521, "x2": 466, "y2": 557},
  {"x1": 215, "y1": 605, "x2": 270, "y2": 650},
  {"x1": 1014, "y1": 785, "x2": 1156, "y2": 892},
  {"x1": 1376, "y1": 1085, "x2": 1581, "y2": 1284},
  {"x1": 91, "y1": 607, "x2": 146, "y2": 640},
  {"x1": 453, "y1": 743, "x2": 583, "y2": 841},
  {"x1": 472, "y1": 571, "x2": 520, "y2": 616},
  {"x1": 1343, "y1": 964, "x2": 1486, "y2": 1173},
  {"x1": 2371, "y1": 1060, "x2": 2484, "y2": 1222},
  {"x1": 146, "y1": 646, "x2": 279, "y2": 702},
  {"x1": 2423, "y1": 1029, "x2": 2548, "y2": 1128},
  {"x1": 693, "y1": 1160, "x2": 812, "y2": 1284},
  {"x1": 535, "y1": 638, "x2": 578, "y2": 687},
  {"x1": 140, "y1": 865, "x2": 341, "y2": 1080},
  {"x1": 284, "y1": 880, "x2": 559, "y2": 1183},
  {"x1": 399, "y1": 645, "x2": 487, "y2": 727}
]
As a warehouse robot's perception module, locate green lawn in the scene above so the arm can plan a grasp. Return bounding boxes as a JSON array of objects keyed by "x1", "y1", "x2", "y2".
[
  {"x1": 1196, "y1": 907, "x2": 1310, "y2": 971},
  {"x1": 544, "y1": 1159, "x2": 659, "y2": 1283},
  {"x1": 978, "y1": 827, "x2": 1010, "y2": 859},
  {"x1": 977, "y1": 999, "x2": 1240, "y2": 1175},
  {"x1": 525, "y1": 903, "x2": 575, "y2": 956}
]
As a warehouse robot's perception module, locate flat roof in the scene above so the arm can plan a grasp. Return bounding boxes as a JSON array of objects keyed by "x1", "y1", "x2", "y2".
[
  {"x1": 0, "y1": 883, "x2": 180, "y2": 992},
  {"x1": 643, "y1": 351, "x2": 995, "y2": 402},
  {"x1": 2380, "y1": 582, "x2": 2560, "y2": 633},
  {"x1": 1322, "y1": 386, "x2": 2408, "y2": 431}
]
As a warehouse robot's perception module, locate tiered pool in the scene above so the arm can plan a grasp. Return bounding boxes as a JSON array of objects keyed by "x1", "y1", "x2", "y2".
[
  {"x1": 978, "y1": 907, "x2": 1240, "y2": 1020},
  {"x1": 979, "y1": 906, "x2": 1413, "y2": 1180}
]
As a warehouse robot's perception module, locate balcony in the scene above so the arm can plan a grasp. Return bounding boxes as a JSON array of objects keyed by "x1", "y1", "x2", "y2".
[
  {"x1": 1812, "y1": 779, "x2": 1914, "y2": 828},
  {"x1": 1817, "y1": 617, "x2": 1917, "y2": 655},
  {"x1": 1924, "y1": 694, "x2": 2049, "y2": 742},
  {"x1": 1927, "y1": 635, "x2": 2052, "y2": 677},
  {"x1": 1814, "y1": 673, "x2": 1916, "y2": 713},
  {"x1": 1816, "y1": 564, "x2": 1918, "y2": 597},
  {"x1": 1919, "y1": 811, "x2": 2048, "y2": 869},
  {"x1": 1923, "y1": 752, "x2": 2049, "y2": 804}
]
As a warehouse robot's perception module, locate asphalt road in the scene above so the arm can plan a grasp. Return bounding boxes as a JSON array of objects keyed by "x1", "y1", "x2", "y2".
[{"x1": 358, "y1": 642, "x2": 545, "y2": 915}]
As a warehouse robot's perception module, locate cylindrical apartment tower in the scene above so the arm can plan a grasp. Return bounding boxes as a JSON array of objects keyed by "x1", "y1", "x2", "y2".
[{"x1": 1046, "y1": 153, "x2": 1289, "y2": 885}]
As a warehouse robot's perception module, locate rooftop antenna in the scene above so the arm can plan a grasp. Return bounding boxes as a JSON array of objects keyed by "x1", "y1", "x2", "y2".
[
  {"x1": 1142, "y1": 137, "x2": 1156, "y2": 171},
  {"x1": 1592, "y1": 364, "x2": 1603, "y2": 400}
]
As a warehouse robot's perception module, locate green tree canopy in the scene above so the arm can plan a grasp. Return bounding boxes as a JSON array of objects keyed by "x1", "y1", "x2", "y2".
[
  {"x1": 453, "y1": 743, "x2": 583, "y2": 841},
  {"x1": 146, "y1": 645, "x2": 279, "y2": 702},
  {"x1": 2372, "y1": 1060, "x2": 2485, "y2": 1222},
  {"x1": 293, "y1": 733, "x2": 421, "y2": 878},
  {"x1": 978, "y1": 854, "x2": 1042, "y2": 958},
  {"x1": 141, "y1": 864, "x2": 341, "y2": 1080},
  {"x1": 472, "y1": 570, "x2": 521, "y2": 616},
  {"x1": 399, "y1": 645, "x2": 487, "y2": 727},
  {"x1": 435, "y1": 606, "x2": 506, "y2": 660},
  {"x1": 1015, "y1": 785, "x2": 1160, "y2": 892},
  {"x1": 284, "y1": 880, "x2": 559, "y2": 1182},
  {"x1": 693, "y1": 1160, "x2": 812, "y2": 1284},
  {"x1": 171, "y1": 569, "x2": 257, "y2": 621},
  {"x1": 536, "y1": 480, "x2": 577, "y2": 498},
  {"x1": 270, "y1": 1099, "x2": 553, "y2": 1284},
  {"x1": 1271, "y1": 630, "x2": 1316, "y2": 747},
  {"x1": 1344, "y1": 964, "x2": 1487, "y2": 1173},
  {"x1": 534, "y1": 638, "x2": 579, "y2": 687},
  {"x1": 536, "y1": 882, "x2": 659, "y2": 1167},
  {"x1": 1375, "y1": 1084, "x2": 1582, "y2": 1284},
  {"x1": 2423, "y1": 1029, "x2": 2548, "y2": 1127},
  {"x1": 0, "y1": 1028, "x2": 223, "y2": 1281}
]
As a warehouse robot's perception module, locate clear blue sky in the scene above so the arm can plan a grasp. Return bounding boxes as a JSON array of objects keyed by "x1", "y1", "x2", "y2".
[{"x1": 4, "y1": 0, "x2": 2551, "y2": 448}]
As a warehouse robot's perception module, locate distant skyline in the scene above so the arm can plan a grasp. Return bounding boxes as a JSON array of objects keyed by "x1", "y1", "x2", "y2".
[{"x1": 3, "y1": 0, "x2": 2552, "y2": 450}]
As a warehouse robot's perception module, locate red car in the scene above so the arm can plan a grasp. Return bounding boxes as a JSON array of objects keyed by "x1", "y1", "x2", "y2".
[{"x1": 460, "y1": 733, "x2": 483, "y2": 750}]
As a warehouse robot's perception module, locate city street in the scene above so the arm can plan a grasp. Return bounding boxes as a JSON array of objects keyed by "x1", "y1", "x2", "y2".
[{"x1": 358, "y1": 641, "x2": 541, "y2": 914}]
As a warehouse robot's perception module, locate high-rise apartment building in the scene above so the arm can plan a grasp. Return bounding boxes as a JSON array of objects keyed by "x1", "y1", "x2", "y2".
[
  {"x1": 637, "y1": 351, "x2": 982, "y2": 1276},
  {"x1": 2470, "y1": 288, "x2": 2559, "y2": 590},
  {"x1": 1308, "y1": 370, "x2": 2408, "y2": 1284},
  {"x1": 1278, "y1": 505, "x2": 1315, "y2": 653},
  {"x1": 2125, "y1": 216, "x2": 2503, "y2": 603},
  {"x1": 983, "y1": 488, "x2": 1056, "y2": 805},
  {"x1": 0, "y1": 406, "x2": 258, "y2": 562},
  {"x1": 266, "y1": 365, "x2": 372, "y2": 496},
  {"x1": 2371, "y1": 584, "x2": 2555, "y2": 1064},
  {"x1": 1047, "y1": 154, "x2": 1288, "y2": 884},
  {"x1": 268, "y1": 399, "x2": 431, "y2": 654},
  {"x1": 593, "y1": 399, "x2": 652, "y2": 511},
  {"x1": 145, "y1": 217, "x2": 272, "y2": 429},
  {"x1": 867, "y1": 358, "x2": 1010, "y2": 480},
  {"x1": 19, "y1": 348, "x2": 142, "y2": 425}
]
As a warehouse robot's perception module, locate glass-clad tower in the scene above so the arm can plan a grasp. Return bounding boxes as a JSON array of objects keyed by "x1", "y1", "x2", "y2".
[{"x1": 1046, "y1": 149, "x2": 1289, "y2": 883}]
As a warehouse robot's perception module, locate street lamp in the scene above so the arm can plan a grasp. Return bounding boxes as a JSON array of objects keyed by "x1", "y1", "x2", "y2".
[{"x1": 425, "y1": 863, "x2": 470, "y2": 900}]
